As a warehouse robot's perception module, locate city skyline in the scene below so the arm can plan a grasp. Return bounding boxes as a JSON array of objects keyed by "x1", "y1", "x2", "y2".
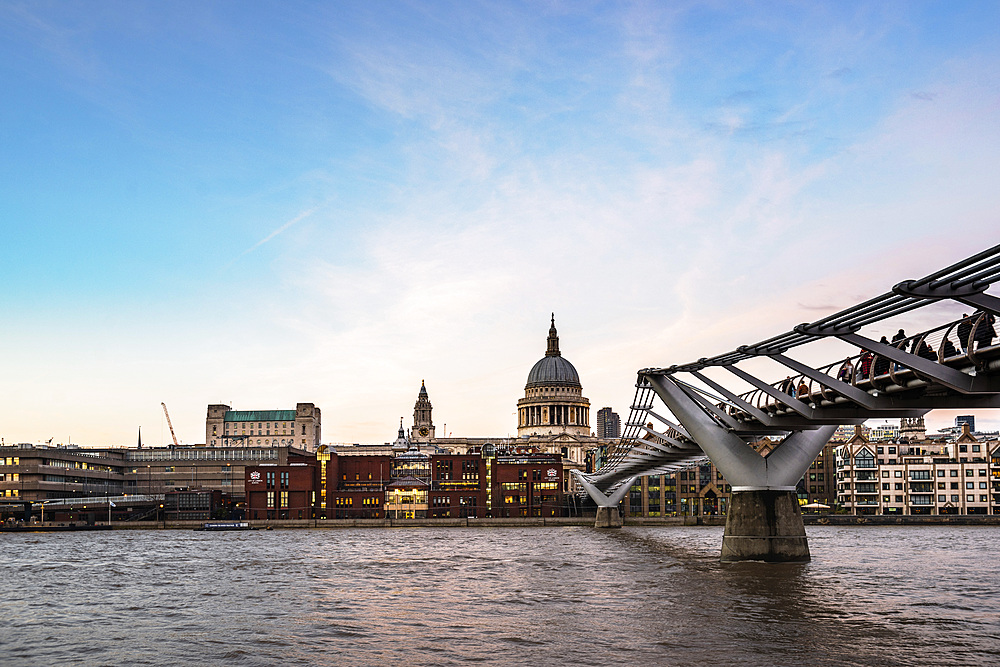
[{"x1": 3, "y1": 2, "x2": 1000, "y2": 446}]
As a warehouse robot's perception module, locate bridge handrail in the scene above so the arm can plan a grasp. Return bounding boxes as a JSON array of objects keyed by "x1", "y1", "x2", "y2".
[{"x1": 728, "y1": 313, "x2": 998, "y2": 419}]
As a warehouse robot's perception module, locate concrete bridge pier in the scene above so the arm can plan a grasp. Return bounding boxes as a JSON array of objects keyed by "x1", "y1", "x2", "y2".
[
  {"x1": 594, "y1": 506, "x2": 623, "y2": 528},
  {"x1": 572, "y1": 471, "x2": 634, "y2": 529},
  {"x1": 722, "y1": 489, "x2": 809, "y2": 562}
]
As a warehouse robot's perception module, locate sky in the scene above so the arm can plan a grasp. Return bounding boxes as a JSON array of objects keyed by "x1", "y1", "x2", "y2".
[{"x1": 2, "y1": 1, "x2": 999, "y2": 447}]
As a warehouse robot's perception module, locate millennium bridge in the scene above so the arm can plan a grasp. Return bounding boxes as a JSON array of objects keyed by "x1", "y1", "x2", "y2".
[{"x1": 574, "y1": 244, "x2": 1000, "y2": 562}]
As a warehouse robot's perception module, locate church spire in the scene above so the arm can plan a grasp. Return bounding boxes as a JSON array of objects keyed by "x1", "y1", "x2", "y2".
[{"x1": 545, "y1": 313, "x2": 561, "y2": 357}]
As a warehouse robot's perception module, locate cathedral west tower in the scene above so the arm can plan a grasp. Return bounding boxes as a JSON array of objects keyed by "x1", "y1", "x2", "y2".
[
  {"x1": 412, "y1": 380, "x2": 435, "y2": 442},
  {"x1": 517, "y1": 315, "x2": 590, "y2": 437}
]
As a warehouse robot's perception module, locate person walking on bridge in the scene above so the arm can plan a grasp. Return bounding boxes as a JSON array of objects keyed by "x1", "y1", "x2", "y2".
[
  {"x1": 891, "y1": 329, "x2": 907, "y2": 371},
  {"x1": 958, "y1": 314, "x2": 973, "y2": 353},
  {"x1": 860, "y1": 350, "x2": 874, "y2": 378},
  {"x1": 974, "y1": 311, "x2": 997, "y2": 350},
  {"x1": 874, "y1": 337, "x2": 891, "y2": 375}
]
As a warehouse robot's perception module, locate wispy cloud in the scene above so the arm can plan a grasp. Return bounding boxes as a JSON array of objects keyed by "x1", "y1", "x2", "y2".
[{"x1": 228, "y1": 207, "x2": 318, "y2": 267}]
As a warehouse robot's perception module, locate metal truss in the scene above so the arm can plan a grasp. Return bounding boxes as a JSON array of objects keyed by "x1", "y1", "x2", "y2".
[{"x1": 579, "y1": 244, "x2": 1000, "y2": 499}]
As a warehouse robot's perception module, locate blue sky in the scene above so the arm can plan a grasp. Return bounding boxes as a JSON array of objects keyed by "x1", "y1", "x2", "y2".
[{"x1": 2, "y1": 1, "x2": 999, "y2": 446}]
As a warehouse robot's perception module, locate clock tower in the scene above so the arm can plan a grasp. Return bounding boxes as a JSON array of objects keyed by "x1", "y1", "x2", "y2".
[{"x1": 412, "y1": 380, "x2": 435, "y2": 442}]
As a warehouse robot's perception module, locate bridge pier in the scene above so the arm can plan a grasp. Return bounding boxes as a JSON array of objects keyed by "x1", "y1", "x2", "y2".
[
  {"x1": 594, "y1": 506, "x2": 623, "y2": 528},
  {"x1": 721, "y1": 490, "x2": 809, "y2": 562},
  {"x1": 645, "y1": 375, "x2": 836, "y2": 562},
  {"x1": 572, "y1": 471, "x2": 634, "y2": 530}
]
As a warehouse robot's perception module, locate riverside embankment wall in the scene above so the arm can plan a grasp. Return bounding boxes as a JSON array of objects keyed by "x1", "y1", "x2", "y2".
[{"x1": 30, "y1": 515, "x2": 1000, "y2": 530}]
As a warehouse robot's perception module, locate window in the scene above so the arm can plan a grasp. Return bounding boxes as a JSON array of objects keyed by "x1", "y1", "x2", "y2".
[
  {"x1": 951, "y1": 482, "x2": 959, "y2": 490},
  {"x1": 937, "y1": 470, "x2": 945, "y2": 477},
  {"x1": 938, "y1": 495, "x2": 946, "y2": 502},
  {"x1": 938, "y1": 482, "x2": 946, "y2": 489},
  {"x1": 883, "y1": 496, "x2": 891, "y2": 502},
  {"x1": 882, "y1": 483, "x2": 890, "y2": 490},
  {"x1": 973, "y1": 445, "x2": 981, "y2": 453},
  {"x1": 280, "y1": 491, "x2": 288, "y2": 508},
  {"x1": 959, "y1": 445, "x2": 968, "y2": 453},
  {"x1": 950, "y1": 470, "x2": 958, "y2": 477},
  {"x1": 980, "y1": 482, "x2": 988, "y2": 489},
  {"x1": 894, "y1": 471, "x2": 903, "y2": 478},
  {"x1": 888, "y1": 447, "x2": 896, "y2": 454},
  {"x1": 967, "y1": 495, "x2": 975, "y2": 502},
  {"x1": 951, "y1": 495, "x2": 960, "y2": 502},
  {"x1": 981, "y1": 495, "x2": 989, "y2": 502},
  {"x1": 980, "y1": 469, "x2": 988, "y2": 476},
  {"x1": 910, "y1": 470, "x2": 931, "y2": 480},
  {"x1": 966, "y1": 469, "x2": 974, "y2": 477},
  {"x1": 854, "y1": 449, "x2": 875, "y2": 468},
  {"x1": 895, "y1": 483, "x2": 903, "y2": 490},
  {"x1": 966, "y1": 482, "x2": 974, "y2": 489},
  {"x1": 895, "y1": 495, "x2": 903, "y2": 502},
  {"x1": 881, "y1": 471, "x2": 890, "y2": 478}
]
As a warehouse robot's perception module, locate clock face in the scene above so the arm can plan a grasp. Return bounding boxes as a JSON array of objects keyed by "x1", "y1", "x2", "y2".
[{"x1": 419, "y1": 427, "x2": 429, "y2": 436}]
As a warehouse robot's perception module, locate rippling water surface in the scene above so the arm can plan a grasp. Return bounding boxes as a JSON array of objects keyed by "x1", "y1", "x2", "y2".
[{"x1": 2, "y1": 526, "x2": 998, "y2": 666}]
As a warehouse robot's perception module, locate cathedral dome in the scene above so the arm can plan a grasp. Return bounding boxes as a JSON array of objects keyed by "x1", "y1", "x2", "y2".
[
  {"x1": 526, "y1": 355, "x2": 580, "y2": 388},
  {"x1": 525, "y1": 315, "x2": 581, "y2": 388}
]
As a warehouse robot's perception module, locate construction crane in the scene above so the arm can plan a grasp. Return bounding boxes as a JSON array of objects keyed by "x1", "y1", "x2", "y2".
[{"x1": 161, "y1": 402, "x2": 180, "y2": 448}]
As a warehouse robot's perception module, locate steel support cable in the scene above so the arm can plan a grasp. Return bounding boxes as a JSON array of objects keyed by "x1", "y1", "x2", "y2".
[
  {"x1": 849, "y1": 298, "x2": 928, "y2": 330},
  {"x1": 916, "y1": 244, "x2": 1000, "y2": 288},
  {"x1": 671, "y1": 376, "x2": 734, "y2": 408},
  {"x1": 810, "y1": 292, "x2": 902, "y2": 329},
  {"x1": 944, "y1": 254, "x2": 1000, "y2": 287},
  {"x1": 934, "y1": 258, "x2": 1000, "y2": 289},
  {"x1": 951, "y1": 267, "x2": 1000, "y2": 290},
  {"x1": 822, "y1": 294, "x2": 915, "y2": 329}
]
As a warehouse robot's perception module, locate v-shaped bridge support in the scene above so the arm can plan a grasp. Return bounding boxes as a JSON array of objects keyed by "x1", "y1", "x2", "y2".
[
  {"x1": 646, "y1": 374, "x2": 836, "y2": 561},
  {"x1": 572, "y1": 471, "x2": 636, "y2": 528}
]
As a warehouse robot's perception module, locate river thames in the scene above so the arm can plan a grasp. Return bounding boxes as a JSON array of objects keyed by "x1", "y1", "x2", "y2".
[{"x1": 1, "y1": 525, "x2": 998, "y2": 666}]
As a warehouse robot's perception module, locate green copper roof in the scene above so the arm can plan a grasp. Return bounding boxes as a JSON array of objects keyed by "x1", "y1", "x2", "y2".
[{"x1": 224, "y1": 410, "x2": 297, "y2": 422}]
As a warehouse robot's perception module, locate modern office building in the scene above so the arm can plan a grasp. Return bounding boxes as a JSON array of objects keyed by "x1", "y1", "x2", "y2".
[
  {"x1": 956, "y1": 415, "x2": 976, "y2": 432},
  {"x1": 596, "y1": 408, "x2": 621, "y2": 440}
]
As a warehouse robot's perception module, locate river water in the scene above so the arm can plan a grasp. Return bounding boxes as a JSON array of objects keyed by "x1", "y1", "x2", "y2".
[{"x1": 1, "y1": 525, "x2": 998, "y2": 666}]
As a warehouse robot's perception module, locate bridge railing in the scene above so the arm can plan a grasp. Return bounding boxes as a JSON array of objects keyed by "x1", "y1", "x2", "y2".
[{"x1": 729, "y1": 312, "x2": 999, "y2": 421}]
